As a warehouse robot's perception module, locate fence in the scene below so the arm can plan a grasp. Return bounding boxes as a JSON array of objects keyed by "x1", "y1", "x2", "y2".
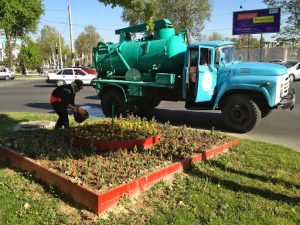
[{"x1": 240, "y1": 47, "x2": 300, "y2": 62}]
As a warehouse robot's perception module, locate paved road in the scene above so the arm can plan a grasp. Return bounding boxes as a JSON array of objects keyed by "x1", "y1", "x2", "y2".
[{"x1": 0, "y1": 78, "x2": 299, "y2": 151}]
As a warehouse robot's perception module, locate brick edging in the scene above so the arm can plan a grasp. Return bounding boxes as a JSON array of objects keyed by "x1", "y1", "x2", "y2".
[{"x1": 0, "y1": 139, "x2": 239, "y2": 214}]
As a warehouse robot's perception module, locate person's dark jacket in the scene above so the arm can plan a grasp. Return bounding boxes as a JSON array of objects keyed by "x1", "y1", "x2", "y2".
[{"x1": 50, "y1": 84, "x2": 75, "y2": 108}]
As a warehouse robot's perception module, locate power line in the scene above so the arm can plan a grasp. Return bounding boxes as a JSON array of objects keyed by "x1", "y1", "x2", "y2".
[
  {"x1": 45, "y1": 9, "x2": 67, "y2": 12},
  {"x1": 44, "y1": 16, "x2": 67, "y2": 20},
  {"x1": 40, "y1": 18, "x2": 120, "y2": 31}
]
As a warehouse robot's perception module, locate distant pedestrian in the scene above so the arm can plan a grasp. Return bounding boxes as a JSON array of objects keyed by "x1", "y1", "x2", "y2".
[{"x1": 50, "y1": 79, "x2": 83, "y2": 129}]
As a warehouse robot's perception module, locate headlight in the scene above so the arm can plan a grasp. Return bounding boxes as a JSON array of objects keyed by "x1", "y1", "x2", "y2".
[{"x1": 275, "y1": 74, "x2": 289, "y2": 105}]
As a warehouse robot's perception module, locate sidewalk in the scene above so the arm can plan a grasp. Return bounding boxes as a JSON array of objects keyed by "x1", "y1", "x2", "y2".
[{"x1": 15, "y1": 74, "x2": 47, "y2": 80}]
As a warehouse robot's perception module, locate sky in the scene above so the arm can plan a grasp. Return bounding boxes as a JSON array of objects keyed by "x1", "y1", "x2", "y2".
[{"x1": 38, "y1": 0, "x2": 274, "y2": 46}]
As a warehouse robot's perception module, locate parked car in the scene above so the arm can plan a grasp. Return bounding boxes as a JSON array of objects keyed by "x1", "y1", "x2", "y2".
[
  {"x1": 47, "y1": 67, "x2": 96, "y2": 86},
  {"x1": 283, "y1": 61, "x2": 300, "y2": 82},
  {"x1": 0, "y1": 68, "x2": 15, "y2": 80},
  {"x1": 270, "y1": 59, "x2": 285, "y2": 65}
]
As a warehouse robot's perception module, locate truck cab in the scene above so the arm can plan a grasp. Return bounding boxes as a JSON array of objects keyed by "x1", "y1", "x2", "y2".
[{"x1": 183, "y1": 41, "x2": 295, "y2": 132}]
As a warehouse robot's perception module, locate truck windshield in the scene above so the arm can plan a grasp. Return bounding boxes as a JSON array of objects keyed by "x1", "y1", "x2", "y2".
[{"x1": 219, "y1": 46, "x2": 236, "y2": 64}]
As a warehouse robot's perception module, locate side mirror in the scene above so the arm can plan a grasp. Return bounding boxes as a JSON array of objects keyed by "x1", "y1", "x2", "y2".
[{"x1": 219, "y1": 52, "x2": 226, "y2": 66}]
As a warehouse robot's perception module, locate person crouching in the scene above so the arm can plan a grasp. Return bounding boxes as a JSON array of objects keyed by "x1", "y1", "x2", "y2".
[{"x1": 50, "y1": 79, "x2": 83, "y2": 130}]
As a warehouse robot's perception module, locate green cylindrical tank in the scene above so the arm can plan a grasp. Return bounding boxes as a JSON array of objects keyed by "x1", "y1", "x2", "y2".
[{"x1": 93, "y1": 20, "x2": 187, "y2": 77}]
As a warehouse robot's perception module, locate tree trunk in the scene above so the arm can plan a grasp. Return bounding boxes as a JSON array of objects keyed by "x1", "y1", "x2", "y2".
[{"x1": 5, "y1": 34, "x2": 13, "y2": 69}]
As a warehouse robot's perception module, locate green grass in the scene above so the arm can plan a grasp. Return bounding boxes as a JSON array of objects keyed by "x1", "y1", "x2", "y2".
[
  {"x1": 0, "y1": 157, "x2": 69, "y2": 224},
  {"x1": 0, "y1": 112, "x2": 299, "y2": 224},
  {"x1": 143, "y1": 141, "x2": 300, "y2": 225}
]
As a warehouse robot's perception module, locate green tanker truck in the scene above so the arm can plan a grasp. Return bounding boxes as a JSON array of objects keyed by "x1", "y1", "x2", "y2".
[{"x1": 91, "y1": 19, "x2": 295, "y2": 133}]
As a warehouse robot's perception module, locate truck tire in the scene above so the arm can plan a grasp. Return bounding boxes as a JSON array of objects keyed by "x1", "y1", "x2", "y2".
[
  {"x1": 101, "y1": 89, "x2": 126, "y2": 117},
  {"x1": 221, "y1": 94, "x2": 261, "y2": 133},
  {"x1": 260, "y1": 107, "x2": 274, "y2": 118}
]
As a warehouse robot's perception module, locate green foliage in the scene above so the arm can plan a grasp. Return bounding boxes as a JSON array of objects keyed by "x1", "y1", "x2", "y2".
[
  {"x1": 36, "y1": 25, "x2": 71, "y2": 67},
  {"x1": 230, "y1": 35, "x2": 263, "y2": 49},
  {"x1": 100, "y1": 0, "x2": 212, "y2": 38},
  {"x1": 263, "y1": 0, "x2": 300, "y2": 40},
  {"x1": 0, "y1": 0, "x2": 44, "y2": 68},
  {"x1": 208, "y1": 32, "x2": 224, "y2": 41},
  {"x1": 17, "y1": 38, "x2": 42, "y2": 71},
  {"x1": 75, "y1": 25, "x2": 101, "y2": 65}
]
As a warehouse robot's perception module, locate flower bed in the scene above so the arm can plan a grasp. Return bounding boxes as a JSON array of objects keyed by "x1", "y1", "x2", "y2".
[
  {"x1": 0, "y1": 121, "x2": 231, "y2": 194},
  {"x1": 71, "y1": 117, "x2": 159, "y2": 152}
]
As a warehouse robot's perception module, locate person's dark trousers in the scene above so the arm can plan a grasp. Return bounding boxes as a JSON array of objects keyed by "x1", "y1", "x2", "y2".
[{"x1": 52, "y1": 102, "x2": 69, "y2": 129}]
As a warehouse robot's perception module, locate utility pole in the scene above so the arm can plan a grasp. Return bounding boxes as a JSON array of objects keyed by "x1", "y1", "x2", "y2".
[
  {"x1": 55, "y1": 43, "x2": 59, "y2": 70},
  {"x1": 68, "y1": 0, "x2": 75, "y2": 67},
  {"x1": 259, "y1": 33, "x2": 263, "y2": 62},
  {"x1": 58, "y1": 33, "x2": 63, "y2": 69}
]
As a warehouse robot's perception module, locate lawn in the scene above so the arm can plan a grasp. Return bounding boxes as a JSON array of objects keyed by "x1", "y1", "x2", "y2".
[{"x1": 0, "y1": 112, "x2": 299, "y2": 224}]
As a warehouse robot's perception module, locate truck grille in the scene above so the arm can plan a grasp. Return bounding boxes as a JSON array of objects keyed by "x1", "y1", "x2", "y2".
[{"x1": 281, "y1": 76, "x2": 290, "y2": 97}]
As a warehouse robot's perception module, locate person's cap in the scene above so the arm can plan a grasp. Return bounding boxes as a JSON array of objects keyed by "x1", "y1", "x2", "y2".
[{"x1": 72, "y1": 79, "x2": 83, "y2": 90}]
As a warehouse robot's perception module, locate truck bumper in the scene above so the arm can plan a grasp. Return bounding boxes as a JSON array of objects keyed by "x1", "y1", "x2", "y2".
[{"x1": 279, "y1": 89, "x2": 295, "y2": 110}]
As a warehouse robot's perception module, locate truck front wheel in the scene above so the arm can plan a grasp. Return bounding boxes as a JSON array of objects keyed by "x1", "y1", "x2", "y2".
[
  {"x1": 101, "y1": 89, "x2": 126, "y2": 117},
  {"x1": 221, "y1": 94, "x2": 262, "y2": 133}
]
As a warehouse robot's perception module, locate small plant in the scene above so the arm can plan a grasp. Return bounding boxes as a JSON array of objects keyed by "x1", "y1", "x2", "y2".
[{"x1": 72, "y1": 115, "x2": 158, "y2": 141}]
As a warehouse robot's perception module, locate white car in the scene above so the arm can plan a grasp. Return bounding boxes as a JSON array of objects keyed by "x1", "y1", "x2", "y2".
[
  {"x1": 0, "y1": 68, "x2": 15, "y2": 80},
  {"x1": 284, "y1": 61, "x2": 300, "y2": 82},
  {"x1": 47, "y1": 68, "x2": 96, "y2": 86}
]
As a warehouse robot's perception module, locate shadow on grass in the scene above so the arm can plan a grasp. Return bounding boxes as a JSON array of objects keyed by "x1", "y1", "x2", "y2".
[
  {"x1": 26, "y1": 103, "x2": 54, "y2": 111},
  {"x1": 188, "y1": 165, "x2": 300, "y2": 205},
  {"x1": 0, "y1": 113, "x2": 28, "y2": 133},
  {"x1": 207, "y1": 160, "x2": 300, "y2": 189}
]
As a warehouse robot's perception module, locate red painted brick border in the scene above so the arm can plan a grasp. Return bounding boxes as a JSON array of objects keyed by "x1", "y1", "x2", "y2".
[{"x1": 0, "y1": 139, "x2": 239, "y2": 214}]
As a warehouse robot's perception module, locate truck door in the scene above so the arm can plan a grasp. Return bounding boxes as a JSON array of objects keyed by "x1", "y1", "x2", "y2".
[{"x1": 195, "y1": 46, "x2": 217, "y2": 102}]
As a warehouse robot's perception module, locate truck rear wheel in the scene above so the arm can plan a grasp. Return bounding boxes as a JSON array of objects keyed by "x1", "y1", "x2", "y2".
[
  {"x1": 221, "y1": 94, "x2": 261, "y2": 133},
  {"x1": 101, "y1": 89, "x2": 126, "y2": 117}
]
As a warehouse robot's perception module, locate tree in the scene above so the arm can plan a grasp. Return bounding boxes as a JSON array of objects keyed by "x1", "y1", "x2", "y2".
[
  {"x1": 99, "y1": 0, "x2": 153, "y2": 25},
  {"x1": 121, "y1": 0, "x2": 212, "y2": 40},
  {"x1": 99, "y1": 0, "x2": 212, "y2": 39},
  {"x1": 208, "y1": 32, "x2": 223, "y2": 41},
  {"x1": 36, "y1": 25, "x2": 68, "y2": 67},
  {"x1": 75, "y1": 25, "x2": 102, "y2": 65},
  {"x1": 0, "y1": 0, "x2": 44, "y2": 68},
  {"x1": 230, "y1": 35, "x2": 262, "y2": 49},
  {"x1": 263, "y1": 0, "x2": 300, "y2": 41},
  {"x1": 18, "y1": 38, "x2": 42, "y2": 74}
]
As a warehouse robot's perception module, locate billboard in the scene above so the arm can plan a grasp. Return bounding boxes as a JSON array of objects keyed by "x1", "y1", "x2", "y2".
[{"x1": 232, "y1": 8, "x2": 281, "y2": 35}]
